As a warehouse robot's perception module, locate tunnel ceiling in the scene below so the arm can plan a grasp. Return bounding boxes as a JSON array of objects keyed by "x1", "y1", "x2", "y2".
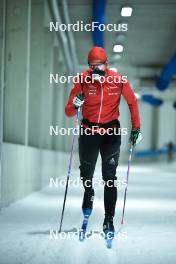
[{"x1": 65, "y1": 0, "x2": 176, "y2": 70}]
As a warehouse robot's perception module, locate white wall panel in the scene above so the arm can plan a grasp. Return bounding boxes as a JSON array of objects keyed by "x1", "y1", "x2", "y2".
[
  {"x1": 1, "y1": 143, "x2": 73, "y2": 207},
  {"x1": 157, "y1": 101, "x2": 176, "y2": 148}
]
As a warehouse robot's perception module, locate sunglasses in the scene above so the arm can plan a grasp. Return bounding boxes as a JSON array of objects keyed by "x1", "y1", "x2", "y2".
[{"x1": 89, "y1": 63, "x2": 106, "y2": 71}]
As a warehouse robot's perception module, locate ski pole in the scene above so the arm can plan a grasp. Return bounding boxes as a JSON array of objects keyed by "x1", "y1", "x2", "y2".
[
  {"x1": 120, "y1": 143, "x2": 133, "y2": 225},
  {"x1": 59, "y1": 107, "x2": 80, "y2": 232}
]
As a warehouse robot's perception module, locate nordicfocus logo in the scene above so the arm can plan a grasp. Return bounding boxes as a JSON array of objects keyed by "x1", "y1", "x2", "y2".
[
  {"x1": 50, "y1": 21, "x2": 128, "y2": 32},
  {"x1": 49, "y1": 73, "x2": 128, "y2": 85},
  {"x1": 49, "y1": 177, "x2": 128, "y2": 189},
  {"x1": 49, "y1": 126, "x2": 128, "y2": 136},
  {"x1": 49, "y1": 228, "x2": 127, "y2": 240}
]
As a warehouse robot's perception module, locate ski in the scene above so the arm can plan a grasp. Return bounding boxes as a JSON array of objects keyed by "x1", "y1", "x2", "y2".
[
  {"x1": 79, "y1": 217, "x2": 89, "y2": 241},
  {"x1": 103, "y1": 230, "x2": 114, "y2": 248},
  {"x1": 102, "y1": 216, "x2": 115, "y2": 248},
  {"x1": 79, "y1": 208, "x2": 92, "y2": 241}
]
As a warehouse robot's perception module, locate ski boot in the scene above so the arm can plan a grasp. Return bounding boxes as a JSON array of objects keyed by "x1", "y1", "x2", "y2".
[
  {"x1": 79, "y1": 208, "x2": 92, "y2": 241},
  {"x1": 103, "y1": 216, "x2": 115, "y2": 248}
]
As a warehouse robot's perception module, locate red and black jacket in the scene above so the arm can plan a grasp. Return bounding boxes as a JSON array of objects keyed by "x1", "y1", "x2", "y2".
[{"x1": 65, "y1": 69, "x2": 140, "y2": 129}]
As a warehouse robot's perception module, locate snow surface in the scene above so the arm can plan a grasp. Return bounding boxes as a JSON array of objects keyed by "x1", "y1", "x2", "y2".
[{"x1": 0, "y1": 161, "x2": 176, "y2": 264}]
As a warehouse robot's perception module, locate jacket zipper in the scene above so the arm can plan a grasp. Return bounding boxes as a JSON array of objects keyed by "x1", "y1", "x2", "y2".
[{"x1": 97, "y1": 82, "x2": 104, "y2": 123}]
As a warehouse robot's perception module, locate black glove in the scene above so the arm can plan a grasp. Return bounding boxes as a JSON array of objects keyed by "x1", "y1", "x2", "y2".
[{"x1": 130, "y1": 129, "x2": 142, "y2": 146}]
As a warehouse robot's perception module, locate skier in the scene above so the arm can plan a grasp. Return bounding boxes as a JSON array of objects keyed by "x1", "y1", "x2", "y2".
[{"x1": 65, "y1": 47, "x2": 142, "y2": 241}]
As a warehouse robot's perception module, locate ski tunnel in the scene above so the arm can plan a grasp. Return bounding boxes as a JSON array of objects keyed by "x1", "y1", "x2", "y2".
[{"x1": 0, "y1": 0, "x2": 176, "y2": 263}]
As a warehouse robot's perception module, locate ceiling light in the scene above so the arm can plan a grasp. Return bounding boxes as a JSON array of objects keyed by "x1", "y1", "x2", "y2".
[
  {"x1": 111, "y1": 54, "x2": 122, "y2": 61},
  {"x1": 115, "y1": 34, "x2": 126, "y2": 43},
  {"x1": 113, "y1": 44, "x2": 124, "y2": 53},
  {"x1": 121, "y1": 7, "x2": 133, "y2": 17}
]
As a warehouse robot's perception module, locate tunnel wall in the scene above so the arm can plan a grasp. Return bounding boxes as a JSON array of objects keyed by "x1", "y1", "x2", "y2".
[
  {"x1": 1, "y1": 143, "x2": 74, "y2": 207},
  {"x1": 119, "y1": 99, "x2": 176, "y2": 152},
  {"x1": 0, "y1": 0, "x2": 75, "y2": 208},
  {"x1": 157, "y1": 102, "x2": 176, "y2": 148},
  {"x1": 1, "y1": 0, "x2": 176, "y2": 208}
]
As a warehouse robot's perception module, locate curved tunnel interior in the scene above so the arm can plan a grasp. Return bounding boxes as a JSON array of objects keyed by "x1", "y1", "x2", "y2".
[{"x1": 0, "y1": 0, "x2": 176, "y2": 263}]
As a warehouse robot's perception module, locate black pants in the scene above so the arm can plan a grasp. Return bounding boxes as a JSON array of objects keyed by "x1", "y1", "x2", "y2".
[{"x1": 79, "y1": 123, "x2": 121, "y2": 217}]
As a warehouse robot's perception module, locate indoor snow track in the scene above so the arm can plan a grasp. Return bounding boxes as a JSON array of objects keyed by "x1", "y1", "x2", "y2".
[{"x1": 0, "y1": 162, "x2": 176, "y2": 264}]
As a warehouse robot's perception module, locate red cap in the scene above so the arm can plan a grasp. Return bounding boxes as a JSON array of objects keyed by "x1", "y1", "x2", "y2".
[{"x1": 88, "y1": 47, "x2": 107, "y2": 64}]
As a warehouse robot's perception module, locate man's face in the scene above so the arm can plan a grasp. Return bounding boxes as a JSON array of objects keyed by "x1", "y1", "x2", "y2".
[
  {"x1": 88, "y1": 63, "x2": 107, "y2": 81},
  {"x1": 89, "y1": 63, "x2": 107, "y2": 72},
  {"x1": 89, "y1": 63, "x2": 107, "y2": 77}
]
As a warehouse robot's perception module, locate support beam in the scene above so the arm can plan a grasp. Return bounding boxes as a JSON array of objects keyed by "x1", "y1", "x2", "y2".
[
  {"x1": 25, "y1": 0, "x2": 31, "y2": 146},
  {"x1": 92, "y1": 0, "x2": 106, "y2": 47},
  {"x1": 156, "y1": 53, "x2": 176, "y2": 91},
  {"x1": 0, "y1": 0, "x2": 6, "y2": 208}
]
